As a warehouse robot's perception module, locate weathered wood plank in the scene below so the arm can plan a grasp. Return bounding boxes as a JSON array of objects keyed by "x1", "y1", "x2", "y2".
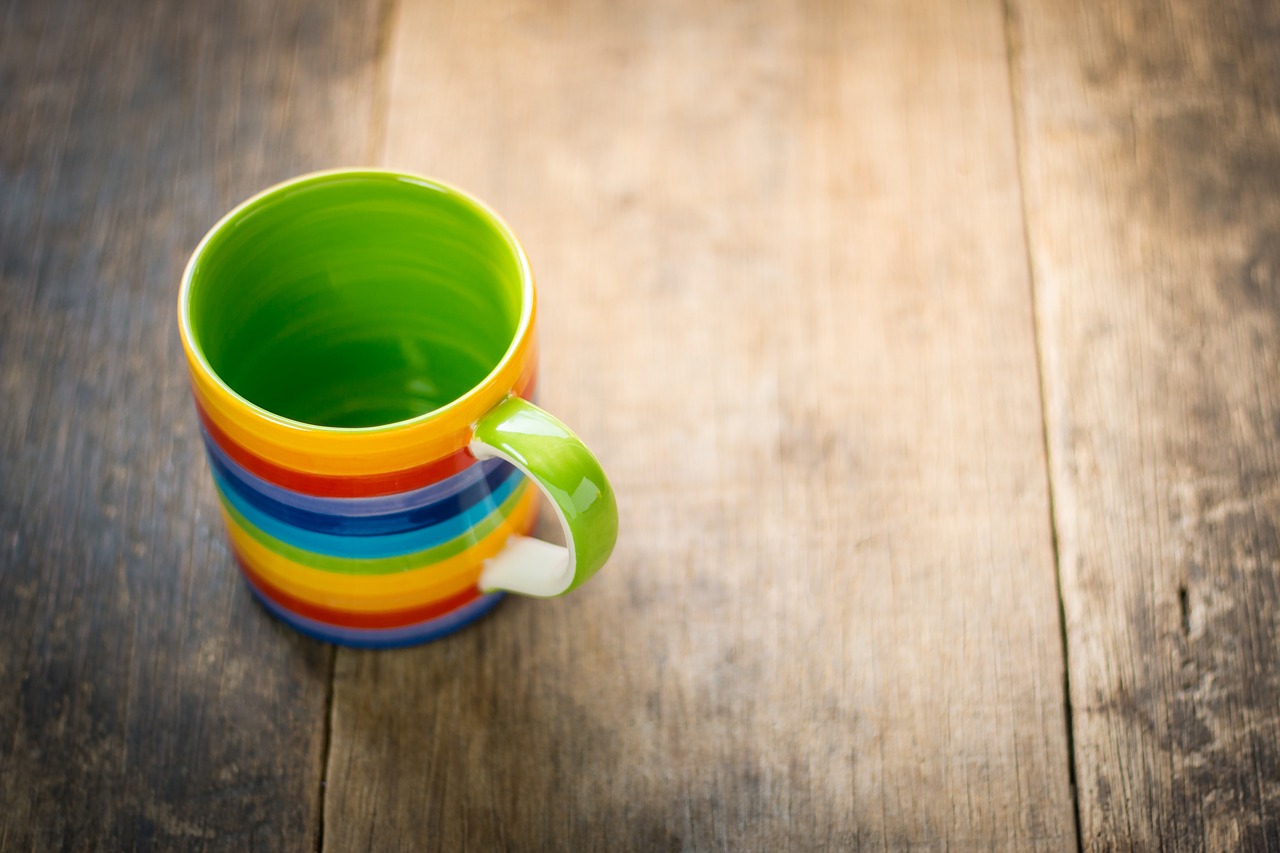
[
  {"x1": 323, "y1": 0, "x2": 1075, "y2": 849},
  {"x1": 1008, "y1": 0, "x2": 1280, "y2": 848},
  {"x1": 0, "y1": 0, "x2": 386, "y2": 848}
]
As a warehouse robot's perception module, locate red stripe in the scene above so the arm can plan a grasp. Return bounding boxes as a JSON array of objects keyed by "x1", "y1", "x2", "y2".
[
  {"x1": 197, "y1": 403, "x2": 473, "y2": 497},
  {"x1": 233, "y1": 551, "x2": 483, "y2": 629},
  {"x1": 194, "y1": 371, "x2": 538, "y2": 498}
]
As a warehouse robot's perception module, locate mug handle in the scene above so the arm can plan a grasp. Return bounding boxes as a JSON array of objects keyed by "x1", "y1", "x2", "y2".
[{"x1": 470, "y1": 396, "x2": 618, "y2": 597}]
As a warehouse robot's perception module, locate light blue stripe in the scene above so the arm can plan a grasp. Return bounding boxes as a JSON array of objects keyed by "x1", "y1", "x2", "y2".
[{"x1": 213, "y1": 467, "x2": 525, "y2": 558}]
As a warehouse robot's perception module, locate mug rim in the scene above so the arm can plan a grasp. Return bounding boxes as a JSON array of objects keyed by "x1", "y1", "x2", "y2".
[{"x1": 177, "y1": 168, "x2": 535, "y2": 436}]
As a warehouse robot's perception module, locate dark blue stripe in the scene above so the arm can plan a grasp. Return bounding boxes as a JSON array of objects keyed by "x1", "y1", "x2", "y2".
[
  {"x1": 215, "y1": 468, "x2": 525, "y2": 558},
  {"x1": 203, "y1": 432, "x2": 518, "y2": 536}
]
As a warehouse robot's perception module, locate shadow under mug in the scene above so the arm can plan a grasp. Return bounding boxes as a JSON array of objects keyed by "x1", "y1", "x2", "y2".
[{"x1": 177, "y1": 169, "x2": 618, "y2": 647}]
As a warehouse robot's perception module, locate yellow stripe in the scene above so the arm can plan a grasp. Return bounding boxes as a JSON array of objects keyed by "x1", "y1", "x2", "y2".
[
  {"x1": 188, "y1": 330, "x2": 535, "y2": 476},
  {"x1": 221, "y1": 485, "x2": 539, "y2": 611}
]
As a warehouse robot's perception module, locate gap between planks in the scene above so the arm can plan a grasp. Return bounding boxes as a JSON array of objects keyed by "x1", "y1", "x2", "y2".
[{"x1": 999, "y1": 0, "x2": 1085, "y2": 850}]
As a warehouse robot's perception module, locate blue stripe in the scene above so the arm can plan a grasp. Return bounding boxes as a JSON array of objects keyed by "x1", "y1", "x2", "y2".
[
  {"x1": 214, "y1": 467, "x2": 526, "y2": 559},
  {"x1": 200, "y1": 424, "x2": 515, "y2": 534},
  {"x1": 244, "y1": 580, "x2": 505, "y2": 648}
]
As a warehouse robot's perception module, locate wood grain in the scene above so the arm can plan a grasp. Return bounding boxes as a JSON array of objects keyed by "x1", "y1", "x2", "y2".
[
  {"x1": 0, "y1": 0, "x2": 386, "y2": 848},
  {"x1": 322, "y1": 0, "x2": 1075, "y2": 849},
  {"x1": 1008, "y1": 0, "x2": 1280, "y2": 848}
]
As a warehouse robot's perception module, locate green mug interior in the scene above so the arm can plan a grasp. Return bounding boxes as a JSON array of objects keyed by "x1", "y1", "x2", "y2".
[{"x1": 184, "y1": 172, "x2": 526, "y2": 428}]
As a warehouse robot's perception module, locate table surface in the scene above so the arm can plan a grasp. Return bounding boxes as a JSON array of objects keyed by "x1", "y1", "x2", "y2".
[{"x1": 3, "y1": 0, "x2": 1278, "y2": 850}]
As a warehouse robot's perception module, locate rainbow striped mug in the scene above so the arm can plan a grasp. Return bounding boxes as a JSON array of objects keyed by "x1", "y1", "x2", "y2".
[{"x1": 178, "y1": 170, "x2": 618, "y2": 647}]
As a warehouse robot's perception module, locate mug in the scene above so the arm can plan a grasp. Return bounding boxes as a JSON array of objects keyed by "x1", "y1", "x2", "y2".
[{"x1": 177, "y1": 169, "x2": 618, "y2": 647}]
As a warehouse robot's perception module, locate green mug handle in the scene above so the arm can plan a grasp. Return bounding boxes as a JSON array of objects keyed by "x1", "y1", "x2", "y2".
[{"x1": 470, "y1": 396, "x2": 618, "y2": 597}]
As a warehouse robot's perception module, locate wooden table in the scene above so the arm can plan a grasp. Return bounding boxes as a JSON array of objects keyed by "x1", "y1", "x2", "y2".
[{"x1": 3, "y1": 0, "x2": 1277, "y2": 849}]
